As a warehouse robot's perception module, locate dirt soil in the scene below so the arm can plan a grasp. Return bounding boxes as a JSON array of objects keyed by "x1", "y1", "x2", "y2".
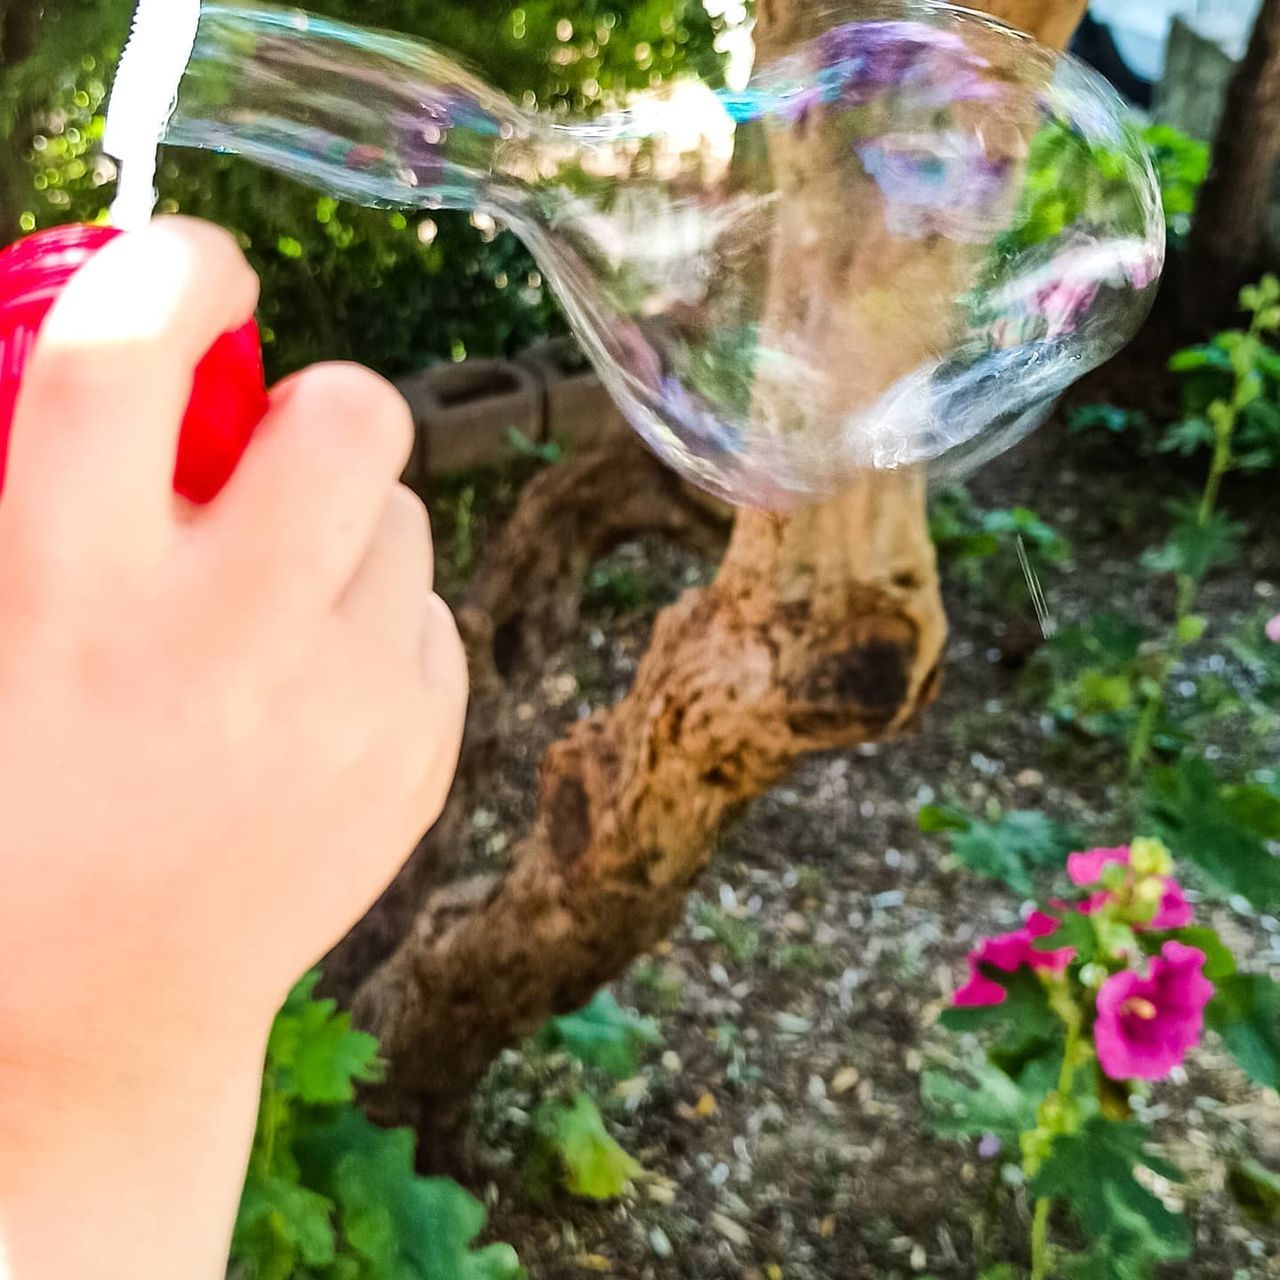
[{"x1": 434, "y1": 419, "x2": 1280, "y2": 1280}]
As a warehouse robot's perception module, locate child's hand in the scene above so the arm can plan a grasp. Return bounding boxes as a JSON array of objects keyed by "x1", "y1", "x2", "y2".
[{"x1": 0, "y1": 219, "x2": 467, "y2": 1277}]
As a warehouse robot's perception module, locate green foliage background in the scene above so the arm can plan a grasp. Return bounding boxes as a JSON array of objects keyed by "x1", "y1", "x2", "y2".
[{"x1": 1, "y1": 0, "x2": 730, "y2": 379}]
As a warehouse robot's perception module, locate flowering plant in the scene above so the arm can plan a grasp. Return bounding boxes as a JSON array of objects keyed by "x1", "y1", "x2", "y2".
[{"x1": 926, "y1": 838, "x2": 1280, "y2": 1279}]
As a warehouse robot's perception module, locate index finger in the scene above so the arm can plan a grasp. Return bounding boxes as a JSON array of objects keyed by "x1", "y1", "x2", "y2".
[{"x1": 5, "y1": 218, "x2": 260, "y2": 540}]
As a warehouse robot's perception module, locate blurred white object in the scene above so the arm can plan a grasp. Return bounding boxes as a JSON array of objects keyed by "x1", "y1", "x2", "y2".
[{"x1": 1089, "y1": 0, "x2": 1262, "y2": 82}]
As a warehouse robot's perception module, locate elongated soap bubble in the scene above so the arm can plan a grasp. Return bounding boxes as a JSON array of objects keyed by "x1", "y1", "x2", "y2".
[{"x1": 154, "y1": 1, "x2": 1163, "y2": 506}]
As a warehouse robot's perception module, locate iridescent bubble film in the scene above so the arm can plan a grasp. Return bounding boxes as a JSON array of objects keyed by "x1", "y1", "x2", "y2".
[{"x1": 162, "y1": 1, "x2": 1164, "y2": 507}]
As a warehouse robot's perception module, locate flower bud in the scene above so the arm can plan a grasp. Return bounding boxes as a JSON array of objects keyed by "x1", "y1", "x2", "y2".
[{"x1": 1130, "y1": 836, "x2": 1173, "y2": 879}]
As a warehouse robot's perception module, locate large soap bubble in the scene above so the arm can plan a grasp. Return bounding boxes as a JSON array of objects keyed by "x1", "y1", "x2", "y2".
[{"x1": 157, "y1": 1, "x2": 1163, "y2": 506}]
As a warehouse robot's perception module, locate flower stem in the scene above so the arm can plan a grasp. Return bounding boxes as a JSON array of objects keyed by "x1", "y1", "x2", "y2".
[
  {"x1": 1027, "y1": 1011, "x2": 1083, "y2": 1280},
  {"x1": 1030, "y1": 1196, "x2": 1052, "y2": 1280},
  {"x1": 1127, "y1": 405, "x2": 1237, "y2": 783}
]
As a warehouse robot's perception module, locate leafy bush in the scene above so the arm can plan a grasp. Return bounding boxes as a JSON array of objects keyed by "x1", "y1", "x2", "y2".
[
  {"x1": 1071, "y1": 276, "x2": 1280, "y2": 472},
  {"x1": 918, "y1": 804, "x2": 1080, "y2": 897},
  {"x1": 1042, "y1": 280, "x2": 1280, "y2": 784},
  {"x1": 472, "y1": 989, "x2": 655, "y2": 1206},
  {"x1": 1141, "y1": 123, "x2": 1210, "y2": 244},
  {"x1": 930, "y1": 487, "x2": 1070, "y2": 577},
  {"x1": 232, "y1": 973, "x2": 524, "y2": 1280},
  {"x1": 5, "y1": 0, "x2": 730, "y2": 379}
]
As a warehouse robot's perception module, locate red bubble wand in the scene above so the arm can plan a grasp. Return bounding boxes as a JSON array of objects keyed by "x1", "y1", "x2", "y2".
[{"x1": 0, "y1": 0, "x2": 267, "y2": 505}]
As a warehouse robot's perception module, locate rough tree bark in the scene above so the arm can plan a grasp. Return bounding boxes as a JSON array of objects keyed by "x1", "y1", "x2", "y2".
[
  {"x1": 1184, "y1": 0, "x2": 1280, "y2": 324},
  {"x1": 320, "y1": 434, "x2": 729, "y2": 1000},
  {"x1": 346, "y1": 0, "x2": 1089, "y2": 1147}
]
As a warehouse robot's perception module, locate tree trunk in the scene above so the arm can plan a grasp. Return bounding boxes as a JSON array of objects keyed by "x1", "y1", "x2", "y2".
[
  {"x1": 1184, "y1": 0, "x2": 1280, "y2": 323},
  {"x1": 348, "y1": 0, "x2": 1088, "y2": 1151}
]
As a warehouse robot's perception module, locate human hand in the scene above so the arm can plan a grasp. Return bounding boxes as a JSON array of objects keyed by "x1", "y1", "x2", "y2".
[{"x1": 0, "y1": 218, "x2": 466, "y2": 1277}]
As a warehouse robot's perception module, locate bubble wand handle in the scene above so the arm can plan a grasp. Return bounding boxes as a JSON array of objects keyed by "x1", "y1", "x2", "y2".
[
  {"x1": 0, "y1": 0, "x2": 267, "y2": 504},
  {"x1": 104, "y1": 0, "x2": 204, "y2": 229}
]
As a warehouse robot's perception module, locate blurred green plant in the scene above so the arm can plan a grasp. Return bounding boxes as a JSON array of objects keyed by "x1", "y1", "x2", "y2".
[
  {"x1": 535, "y1": 988, "x2": 660, "y2": 1078},
  {"x1": 524, "y1": 1091, "x2": 644, "y2": 1201},
  {"x1": 233, "y1": 972, "x2": 524, "y2": 1280},
  {"x1": 918, "y1": 803, "x2": 1081, "y2": 897},
  {"x1": 1042, "y1": 283, "x2": 1280, "y2": 789},
  {"x1": 929, "y1": 487, "x2": 1071, "y2": 614},
  {"x1": 1140, "y1": 123, "x2": 1210, "y2": 244},
  {"x1": 4, "y1": 0, "x2": 730, "y2": 379},
  {"x1": 1072, "y1": 275, "x2": 1280, "y2": 472}
]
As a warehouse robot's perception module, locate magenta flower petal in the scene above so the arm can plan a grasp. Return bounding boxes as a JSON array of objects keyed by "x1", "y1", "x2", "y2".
[
  {"x1": 952, "y1": 912, "x2": 1074, "y2": 1007},
  {"x1": 1267, "y1": 614, "x2": 1280, "y2": 644},
  {"x1": 1152, "y1": 878, "x2": 1194, "y2": 930},
  {"x1": 954, "y1": 970, "x2": 1009, "y2": 1007},
  {"x1": 1067, "y1": 846, "x2": 1130, "y2": 887},
  {"x1": 1094, "y1": 942, "x2": 1214, "y2": 1082}
]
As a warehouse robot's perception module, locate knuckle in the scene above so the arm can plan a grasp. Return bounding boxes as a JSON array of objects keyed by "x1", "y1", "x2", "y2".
[
  {"x1": 295, "y1": 363, "x2": 415, "y2": 476},
  {"x1": 151, "y1": 216, "x2": 260, "y2": 313},
  {"x1": 388, "y1": 485, "x2": 433, "y2": 550}
]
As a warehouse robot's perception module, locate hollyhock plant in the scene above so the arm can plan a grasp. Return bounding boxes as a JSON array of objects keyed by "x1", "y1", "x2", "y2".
[
  {"x1": 1093, "y1": 942, "x2": 1215, "y2": 1082},
  {"x1": 930, "y1": 831, "x2": 1273, "y2": 1276},
  {"x1": 953, "y1": 910, "x2": 1075, "y2": 1007}
]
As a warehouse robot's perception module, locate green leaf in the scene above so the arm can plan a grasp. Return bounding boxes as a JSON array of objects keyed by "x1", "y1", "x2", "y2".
[
  {"x1": 1031, "y1": 1118, "x2": 1190, "y2": 1269},
  {"x1": 939, "y1": 967, "x2": 1063, "y2": 1072},
  {"x1": 1207, "y1": 974, "x2": 1280, "y2": 1091},
  {"x1": 233, "y1": 1174, "x2": 337, "y2": 1276},
  {"x1": 917, "y1": 803, "x2": 971, "y2": 834},
  {"x1": 948, "y1": 810, "x2": 1080, "y2": 895},
  {"x1": 1073, "y1": 669, "x2": 1135, "y2": 714},
  {"x1": 922, "y1": 1055, "x2": 1055, "y2": 1143},
  {"x1": 981, "y1": 507, "x2": 1069, "y2": 560},
  {"x1": 1169, "y1": 343, "x2": 1232, "y2": 373},
  {"x1": 1032, "y1": 910, "x2": 1098, "y2": 965},
  {"x1": 537, "y1": 990, "x2": 661, "y2": 1079},
  {"x1": 1223, "y1": 781, "x2": 1280, "y2": 840},
  {"x1": 297, "y1": 1110, "x2": 525, "y2": 1280},
  {"x1": 1177, "y1": 614, "x2": 1208, "y2": 644},
  {"x1": 526, "y1": 1093, "x2": 643, "y2": 1201},
  {"x1": 1141, "y1": 508, "x2": 1242, "y2": 581},
  {"x1": 1147, "y1": 759, "x2": 1280, "y2": 910},
  {"x1": 267, "y1": 974, "x2": 384, "y2": 1105}
]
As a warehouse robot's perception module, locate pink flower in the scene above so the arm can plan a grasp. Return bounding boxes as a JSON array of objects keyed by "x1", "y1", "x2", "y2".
[
  {"x1": 1267, "y1": 614, "x2": 1280, "y2": 644},
  {"x1": 1066, "y1": 846, "x2": 1193, "y2": 931},
  {"x1": 1093, "y1": 942, "x2": 1214, "y2": 1081},
  {"x1": 1066, "y1": 845, "x2": 1130, "y2": 887},
  {"x1": 953, "y1": 911, "x2": 1075, "y2": 1007}
]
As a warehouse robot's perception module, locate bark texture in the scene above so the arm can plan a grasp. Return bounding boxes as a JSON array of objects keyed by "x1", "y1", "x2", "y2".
[
  {"x1": 347, "y1": 0, "x2": 1089, "y2": 1147},
  {"x1": 1184, "y1": 0, "x2": 1280, "y2": 323}
]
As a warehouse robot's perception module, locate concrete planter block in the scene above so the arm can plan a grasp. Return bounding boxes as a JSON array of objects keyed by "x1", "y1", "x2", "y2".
[
  {"x1": 518, "y1": 336, "x2": 626, "y2": 453},
  {"x1": 1155, "y1": 19, "x2": 1238, "y2": 143},
  {"x1": 397, "y1": 358, "x2": 542, "y2": 477}
]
